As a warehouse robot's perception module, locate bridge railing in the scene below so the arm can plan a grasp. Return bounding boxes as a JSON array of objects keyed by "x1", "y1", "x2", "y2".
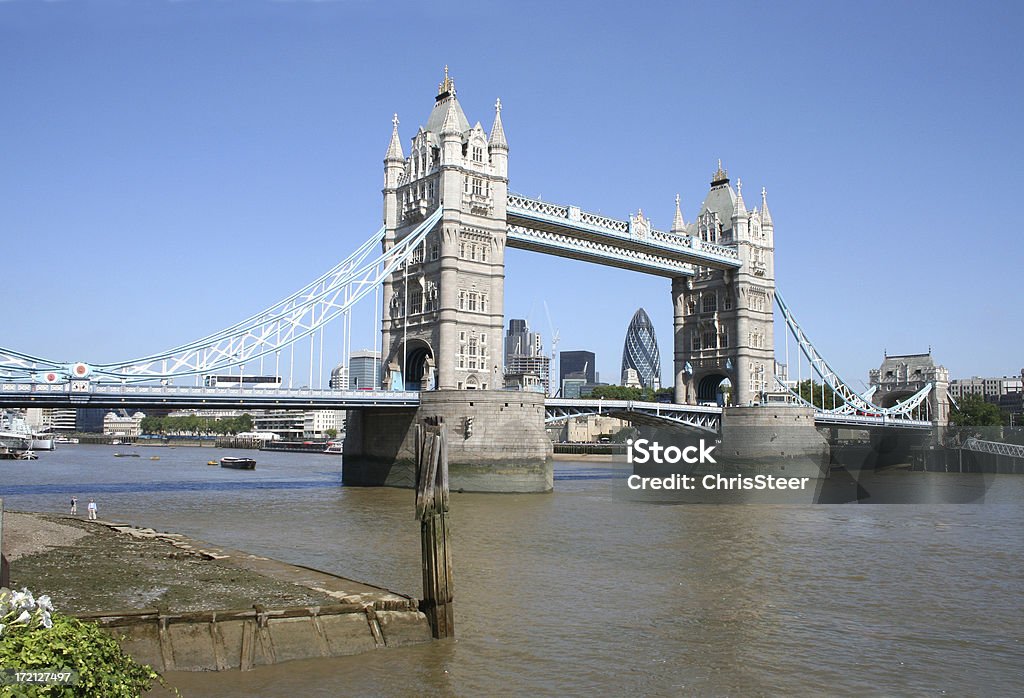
[{"x1": 0, "y1": 382, "x2": 419, "y2": 402}]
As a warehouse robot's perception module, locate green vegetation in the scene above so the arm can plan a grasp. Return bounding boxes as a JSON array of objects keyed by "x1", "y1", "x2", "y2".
[
  {"x1": 588, "y1": 385, "x2": 672, "y2": 402},
  {"x1": 1, "y1": 588, "x2": 169, "y2": 697},
  {"x1": 139, "y1": 413, "x2": 253, "y2": 436},
  {"x1": 795, "y1": 379, "x2": 843, "y2": 410},
  {"x1": 950, "y1": 394, "x2": 1003, "y2": 427}
]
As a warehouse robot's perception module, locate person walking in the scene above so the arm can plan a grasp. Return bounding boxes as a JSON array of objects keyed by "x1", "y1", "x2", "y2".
[
  {"x1": 70, "y1": 496, "x2": 78, "y2": 515},
  {"x1": 87, "y1": 499, "x2": 97, "y2": 520}
]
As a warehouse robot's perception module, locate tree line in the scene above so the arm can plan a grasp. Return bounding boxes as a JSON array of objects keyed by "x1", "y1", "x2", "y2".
[{"x1": 139, "y1": 414, "x2": 254, "y2": 436}]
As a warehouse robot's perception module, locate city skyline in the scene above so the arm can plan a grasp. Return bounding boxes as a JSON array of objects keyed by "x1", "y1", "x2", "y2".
[{"x1": 3, "y1": 2, "x2": 1022, "y2": 389}]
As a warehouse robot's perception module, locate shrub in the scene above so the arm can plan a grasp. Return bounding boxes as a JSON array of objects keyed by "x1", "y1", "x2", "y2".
[{"x1": 1, "y1": 587, "x2": 167, "y2": 697}]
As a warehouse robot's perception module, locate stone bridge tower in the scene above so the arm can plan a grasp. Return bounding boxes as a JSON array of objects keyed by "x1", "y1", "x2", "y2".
[
  {"x1": 869, "y1": 352, "x2": 950, "y2": 426},
  {"x1": 672, "y1": 164, "x2": 777, "y2": 406},
  {"x1": 381, "y1": 69, "x2": 508, "y2": 390}
]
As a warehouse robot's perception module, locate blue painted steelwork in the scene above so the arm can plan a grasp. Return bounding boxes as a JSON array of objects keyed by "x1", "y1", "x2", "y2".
[
  {"x1": 506, "y1": 193, "x2": 741, "y2": 276},
  {"x1": 0, "y1": 208, "x2": 443, "y2": 384},
  {"x1": 774, "y1": 292, "x2": 933, "y2": 419}
]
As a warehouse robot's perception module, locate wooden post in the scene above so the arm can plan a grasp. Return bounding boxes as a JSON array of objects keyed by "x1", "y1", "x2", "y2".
[
  {"x1": 416, "y1": 417, "x2": 453, "y2": 638},
  {"x1": 0, "y1": 497, "x2": 9, "y2": 588}
]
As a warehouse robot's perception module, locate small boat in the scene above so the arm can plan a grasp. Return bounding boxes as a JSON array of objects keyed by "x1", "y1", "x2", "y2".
[
  {"x1": 220, "y1": 456, "x2": 256, "y2": 470},
  {"x1": 111, "y1": 439, "x2": 122, "y2": 445},
  {"x1": 113, "y1": 452, "x2": 140, "y2": 458},
  {"x1": 207, "y1": 460, "x2": 218, "y2": 466},
  {"x1": 323, "y1": 440, "x2": 344, "y2": 454},
  {"x1": 149, "y1": 456, "x2": 160, "y2": 461},
  {"x1": 16, "y1": 450, "x2": 38, "y2": 460}
]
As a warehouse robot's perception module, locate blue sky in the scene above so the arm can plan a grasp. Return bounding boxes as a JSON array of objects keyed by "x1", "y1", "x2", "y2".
[{"x1": 3, "y1": 0, "x2": 1022, "y2": 389}]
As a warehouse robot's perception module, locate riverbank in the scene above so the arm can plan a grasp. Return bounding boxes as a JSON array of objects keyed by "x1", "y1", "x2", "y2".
[{"x1": 2, "y1": 512, "x2": 431, "y2": 672}]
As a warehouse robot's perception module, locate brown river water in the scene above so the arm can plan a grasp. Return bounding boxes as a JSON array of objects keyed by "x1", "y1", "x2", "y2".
[{"x1": 1, "y1": 444, "x2": 1022, "y2": 696}]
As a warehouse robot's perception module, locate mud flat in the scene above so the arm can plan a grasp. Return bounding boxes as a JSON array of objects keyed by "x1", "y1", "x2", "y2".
[{"x1": 2, "y1": 512, "x2": 431, "y2": 671}]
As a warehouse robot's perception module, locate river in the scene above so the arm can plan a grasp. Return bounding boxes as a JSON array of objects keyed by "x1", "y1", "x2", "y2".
[{"x1": 2, "y1": 444, "x2": 1022, "y2": 696}]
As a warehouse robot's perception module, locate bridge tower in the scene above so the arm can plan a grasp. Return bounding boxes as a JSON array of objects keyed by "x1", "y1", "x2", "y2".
[
  {"x1": 672, "y1": 164, "x2": 776, "y2": 406},
  {"x1": 381, "y1": 68, "x2": 508, "y2": 391}
]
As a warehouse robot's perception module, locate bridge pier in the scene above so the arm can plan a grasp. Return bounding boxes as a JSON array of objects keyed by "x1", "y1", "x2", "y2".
[
  {"x1": 343, "y1": 390, "x2": 552, "y2": 493},
  {"x1": 718, "y1": 405, "x2": 830, "y2": 477}
]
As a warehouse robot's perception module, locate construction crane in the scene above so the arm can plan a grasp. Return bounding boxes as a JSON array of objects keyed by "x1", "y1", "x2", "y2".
[{"x1": 543, "y1": 300, "x2": 560, "y2": 397}]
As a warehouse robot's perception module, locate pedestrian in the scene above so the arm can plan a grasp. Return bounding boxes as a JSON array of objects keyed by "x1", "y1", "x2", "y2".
[
  {"x1": 87, "y1": 499, "x2": 97, "y2": 520},
  {"x1": 70, "y1": 496, "x2": 78, "y2": 515}
]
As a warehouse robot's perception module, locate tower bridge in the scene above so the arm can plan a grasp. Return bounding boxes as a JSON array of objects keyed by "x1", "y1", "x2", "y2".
[{"x1": 0, "y1": 69, "x2": 946, "y2": 490}]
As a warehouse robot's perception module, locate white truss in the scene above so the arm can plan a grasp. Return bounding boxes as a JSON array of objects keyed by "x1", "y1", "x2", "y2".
[
  {"x1": 774, "y1": 292, "x2": 933, "y2": 419},
  {"x1": 961, "y1": 438, "x2": 1024, "y2": 459},
  {"x1": 506, "y1": 193, "x2": 741, "y2": 271},
  {"x1": 0, "y1": 208, "x2": 443, "y2": 383},
  {"x1": 545, "y1": 398, "x2": 721, "y2": 434},
  {"x1": 506, "y1": 225, "x2": 694, "y2": 277}
]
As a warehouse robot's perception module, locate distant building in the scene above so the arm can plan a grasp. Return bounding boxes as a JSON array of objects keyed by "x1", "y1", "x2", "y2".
[
  {"x1": 349, "y1": 350, "x2": 381, "y2": 390},
  {"x1": 620, "y1": 308, "x2": 661, "y2": 389},
  {"x1": 252, "y1": 409, "x2": 344, "y2": 440},
  {"x1": 329, "y1": 364, "x2": 349, "y2": 390},
  {"x1": 949, "y1": 375, "x2": 1023, "y2": 402},
  {"x1": 104, "y1": 411, "x2": 146, "y2": 437},
  {"x1": 560, "y1": 351, "x2": 595, "y2": 387},
  {"x1": 504, "y1": 319, "x2": 550, "y2": 393}
]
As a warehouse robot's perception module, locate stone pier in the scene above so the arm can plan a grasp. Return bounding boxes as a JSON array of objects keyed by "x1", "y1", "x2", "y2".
[{"x1": 343, "y1": 390, "x2": 553, "y2": 493}]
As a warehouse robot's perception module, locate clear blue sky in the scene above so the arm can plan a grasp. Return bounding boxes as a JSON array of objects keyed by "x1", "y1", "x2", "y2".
[{"x1": 3, "y1": 0, "x2": 1022, "y2": 388}]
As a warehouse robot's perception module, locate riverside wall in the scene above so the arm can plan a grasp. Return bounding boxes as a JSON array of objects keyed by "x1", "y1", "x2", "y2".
[{"x1": 343, "y1": 390, "x2": 553, "y2": 493}]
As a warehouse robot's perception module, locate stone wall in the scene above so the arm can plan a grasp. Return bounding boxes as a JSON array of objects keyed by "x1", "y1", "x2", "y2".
[
  {"x1": 343, "y1": 390, "x2": 552, "y2": 493},
  {"x1": 718, "y1": 405, "x2": 829, "y2": 477}
]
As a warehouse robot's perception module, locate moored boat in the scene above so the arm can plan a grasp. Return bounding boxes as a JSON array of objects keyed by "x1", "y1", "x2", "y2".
[{"x1": 220, "y1": 456, "x2": 256, "y2": 470}]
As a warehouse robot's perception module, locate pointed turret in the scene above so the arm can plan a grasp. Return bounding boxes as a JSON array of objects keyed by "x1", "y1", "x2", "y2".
[
  {"x1": 489, "y1": 98, "x2": 508, "y2": 151},
  {"x1": 384, "y1": 113, "x2": 404, "y2": 163},
  {"x1": 760, "y1": 187, "x2": 773, "y2": 227},
  {"x1": 671, "y1": 194, "x2": 686, "y2": 234},
  {"x1": 441, "y1": 99, "x2": 462, "y2": 136},
  {"x1": 733, "y1": 178, "x2": 747, "y2": 217}
]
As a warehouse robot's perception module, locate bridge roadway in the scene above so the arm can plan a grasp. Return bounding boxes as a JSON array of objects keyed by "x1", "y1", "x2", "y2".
[{"x1": 0, "y1": 382, "x2": 931, "y2": 430}]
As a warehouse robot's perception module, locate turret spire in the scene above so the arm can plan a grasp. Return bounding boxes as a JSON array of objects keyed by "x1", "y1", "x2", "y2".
[
  {"x1": 711, "y1": 159, "x2": 729, "y2": 186},
  {"x1": 437, "y1": 64, "x2": 455, "y2": 99},
  {"x1": 385, "y1": 113, "x2": 404, "y2": 162},
  {"x1": 441, "y1": 98, "x2": 461, "y2": 136},
  {"x1": 760, "y1": 186, "x2": 773, "y2": 227},
  {"x1": 671, "y1": 194, "x2": 686, "y2": 233},
  {"x1": 733, "y1": 178, "x2": 747, "y2": 217},
  {"x1": 489, "y1": 97, "x2": 508, "y2": 150}
]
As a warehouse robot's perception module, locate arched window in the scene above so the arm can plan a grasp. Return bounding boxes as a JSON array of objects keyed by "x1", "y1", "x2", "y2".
[{"x1": 702, "y1": 293, "x2": 717, "y2": 313}]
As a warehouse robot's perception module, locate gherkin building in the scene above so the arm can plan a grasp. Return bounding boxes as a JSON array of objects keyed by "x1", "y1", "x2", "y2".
[{"x1": 620, "y1": 308, "x2": 661, "y2": 389}]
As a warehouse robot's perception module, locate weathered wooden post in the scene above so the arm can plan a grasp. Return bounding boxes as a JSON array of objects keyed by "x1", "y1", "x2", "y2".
[
  {"x1": 416, "y1": 417, "x2": 453, "y2": 638},
  {"x1": 1, "y1": 497, "x2": 9, "y2": 588}
]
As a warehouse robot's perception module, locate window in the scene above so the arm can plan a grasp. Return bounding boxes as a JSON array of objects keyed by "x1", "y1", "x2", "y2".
[
  {"x1": 430, "y1": 243, "x2": 439, "y2": 260},
  {"x1": 724, "y1": 294, "x2": 733, "y2": 311},
  {"x1": 481, "y1": 245, "x2": 488, "y2": 262},
  {"x1": 702, "y1": 331, "x2": 716, "y2": 349},
  {"x1": 719, "y1": 330, "x2": 729, "y2": 348},
  {"x1": 460, "y1": 242, "x2": 466, "y2": 258},
  {"x1": 692, "y1": 334, "x2": 701, "y2": 351},
  {"x1": 468, "y1": 292, "x2": 478, "y2": 311},
  {"x1": 409, "y1": 290, "x2": 422, "y2": 314},
  {"x1": 458, "y1": 291, "x2": 466, "y2": 310},
  {"x1": 472, "y1": 178, "x2": 483, "y2": 196},
  {"x1": 470, "y1": 244, "x2": 477, "y2": 261},
  {"x1": 702, "y1": 293, "x2": 717, "y2": 313},
  {"x1": 472, "y1": 145, "x2": 484, "y2": 163}
]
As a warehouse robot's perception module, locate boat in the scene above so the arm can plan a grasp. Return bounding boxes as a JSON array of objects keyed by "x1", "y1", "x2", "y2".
[
  {"x1": 207, "y1": 460, "x2": 218, "y2": 466},
  {"x1": 113, "y1": 452, "x2": 141, "y2": 458},
  {"x1": 324, "y1": 440, "x2": 344, "y2": 454},
  {"x1": 220, "y1": 456, "x2": 256, "y2": 470},
  {"x1": 31, "y1": 434, "x2": 55, "y2": 451},
  {"x1": 111, "y1": 439, "x2": 122, "y2": 445},
  {"x1": 149, "y1": 456, "x2": 160, "y2": 461},
  {"x1": 16, "y1": 450, "x2": 38, "y2": 460}
]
